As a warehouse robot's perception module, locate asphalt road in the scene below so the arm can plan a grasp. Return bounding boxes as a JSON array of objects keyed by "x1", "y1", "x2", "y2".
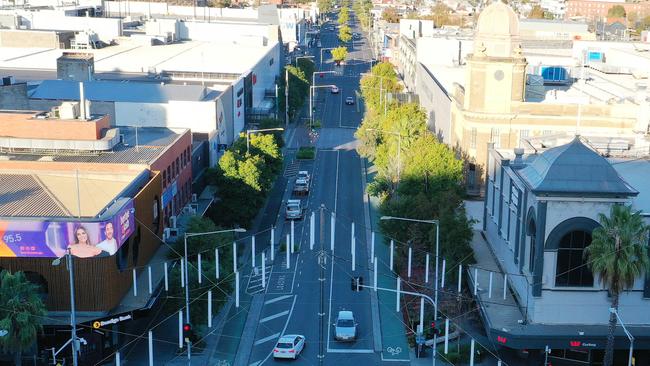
[{"x1": 245, "y1": 10, "x2": 385, "y2": 366}]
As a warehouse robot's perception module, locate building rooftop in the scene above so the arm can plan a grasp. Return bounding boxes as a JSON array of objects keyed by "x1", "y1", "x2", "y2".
[
  {"x1": 0, "y1": 170, "x2": 145, "y2": 218},
  {"x1": 0, "y1": 38, "x2": 275, "y2": 76},
  {"x1": 0, "y1": 126, "x2": 187, "y2": 165},
  {"x1": 30, "y1": 80, "x2": 219, "y2": 103}
]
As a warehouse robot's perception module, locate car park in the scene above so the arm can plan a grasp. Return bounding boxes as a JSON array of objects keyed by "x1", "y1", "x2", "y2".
[
  {"x1": 331, "y1": 86, "x2": 340, "y2": 94},
  {"x1": 345, "y1": 96, "x2": 355, "y2": 105},
  {"x1": 334, "y1": 311, "x2": 357, "y2": 342},
  {"x1": 273, "y1": 335, "x2": 306, "y2": 359},
  {"x1": 285, "y1": 200, "x2": 304, "y2": 220}
]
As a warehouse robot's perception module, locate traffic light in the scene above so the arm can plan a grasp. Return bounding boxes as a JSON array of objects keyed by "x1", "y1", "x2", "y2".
[
  {"x1": 350, "y1": 277, "x2": 364, "y2": 291},
  {"x1": 431, "y1": 322, "x2": 440, "y2": 336},
  {"x1": 183, "y1": 323, "x2": 194, "y2": 344}
]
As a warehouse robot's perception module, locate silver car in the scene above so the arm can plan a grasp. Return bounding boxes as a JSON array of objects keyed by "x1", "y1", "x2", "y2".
[{"x1": 334, "y1": 310, "x2": 357, "y2": 342}]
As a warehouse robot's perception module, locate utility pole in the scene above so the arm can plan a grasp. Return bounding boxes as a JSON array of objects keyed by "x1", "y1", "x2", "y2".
[
  {"x1": 318, "y1": 204, "x2": 325, "y2": 365},
  {"x1": 285, "y1": 68, "x2": 289, "y2": 126}
]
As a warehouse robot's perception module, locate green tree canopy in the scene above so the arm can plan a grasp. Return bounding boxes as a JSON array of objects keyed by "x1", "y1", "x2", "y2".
[
  {"x1": 382, "y1": 7, "x2": 401, "y2": 23},
  {"x1": 338, "y1": 7, "x2": 349, "y2": 24},
  {"x1": 0, "y1": 270, "x2": 46, "y2": 365},
  {"x1": 607, "y1": 4, "x2": 626, "y2": 18},
  {"x1": 359, "y1": 61, "x2": 402, "y2": 112},
  {"x1": 331, "y1": 46, "x2": 349, "y2": 64},
  {"x1": 339, "y1": 24, "x2": 352, "y2": 42},
  {"x1": 317, "y1": 0, "x2": 333, "y2": 13}
]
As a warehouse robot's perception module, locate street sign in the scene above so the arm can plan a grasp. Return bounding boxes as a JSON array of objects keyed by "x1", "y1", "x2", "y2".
[{"x1": 415, "y1": 333, "x2": 425, "y2": 345}]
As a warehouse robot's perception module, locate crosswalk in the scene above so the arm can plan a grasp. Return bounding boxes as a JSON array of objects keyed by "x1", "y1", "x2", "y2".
[
  {"x1": 246, "y1": 264, "x2": 273, "y2": 295},
  {"x1": 284, "y1": 160, "x2": 300, "y2": 177}
]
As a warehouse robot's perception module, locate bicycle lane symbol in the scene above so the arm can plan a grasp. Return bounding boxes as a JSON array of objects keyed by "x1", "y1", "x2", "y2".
[{"x1": 386, "y1": 346, "x2": 403, "y2": 356}]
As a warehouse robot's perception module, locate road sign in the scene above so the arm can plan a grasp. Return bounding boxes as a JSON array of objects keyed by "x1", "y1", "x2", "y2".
[{"x1": 415, "y1": 333, "x2": 425, "y2": 345}]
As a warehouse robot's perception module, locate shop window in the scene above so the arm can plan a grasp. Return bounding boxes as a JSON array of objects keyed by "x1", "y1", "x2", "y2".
[{"x1": 555, "y1": 231, "x2": 594, "y2": 287}]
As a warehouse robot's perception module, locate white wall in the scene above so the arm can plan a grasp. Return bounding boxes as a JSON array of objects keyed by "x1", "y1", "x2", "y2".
[
  {"x1": 250, "y1": 43, "x2": 280, "y2": 109},
  {"x1": 114, "y1": 100, "x2": 217, "y2": 133},
  {"x1": 103, "y1": 1, "x2": 258, "y2": 19},
  {"x1": 232, "y1": 77, "x2": 245, "y2": 139},
  {"x1": 28, "y1": 10, "x2": 122, "y2": 41},
  {"x1": 178, "y1": 21, "x2": 270, "y2": 42}
]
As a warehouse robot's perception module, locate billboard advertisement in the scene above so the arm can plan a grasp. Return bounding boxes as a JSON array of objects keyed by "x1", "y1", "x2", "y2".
[{"x1": 0, "y1": 200, "x2": 135, "y2": 258}]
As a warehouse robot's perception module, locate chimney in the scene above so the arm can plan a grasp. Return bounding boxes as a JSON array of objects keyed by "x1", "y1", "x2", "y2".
[
  {"x1": 79, "y1": 82, "x2": 87, "y2": 120},
  {"x1": 512, "y1": 148, "x2": 525, "y2": 168}
]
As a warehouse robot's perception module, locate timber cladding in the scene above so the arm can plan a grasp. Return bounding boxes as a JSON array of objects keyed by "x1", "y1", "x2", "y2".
[{"x1": 0, "y1": 171, "x2": 162, "y2": 312}]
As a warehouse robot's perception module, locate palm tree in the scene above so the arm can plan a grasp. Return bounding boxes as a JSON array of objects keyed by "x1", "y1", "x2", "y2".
[
  {"x1": 0, "y1": 270, "x2": 46, "y2": 366},
  {"x1": 585, "y1": 205, "x2": 649, "y2": 366}
]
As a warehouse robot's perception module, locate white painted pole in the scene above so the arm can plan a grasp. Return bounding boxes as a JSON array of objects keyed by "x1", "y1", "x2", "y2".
[
  {"x1": 470, "y1": 339, "x2": 475, "y2": 366},
  {"x1": 215, "y1": 248, "x2": 220, "y2": 279},
  {"x1": 148, "y1": 330, "x2": 153, "y2": 366},
  {"x1": 407, "y1": 247, "x2": 412, "y2": 278},
  {"x1": 291, "y1": 220, "x2": 295, "y2": 253},
  {"x1": 419, "y1": 298, "x2": 424, "y2": 334},
  {"x1": 503, "y1": 274, "x2": 508, "y2": 300},
  {"x1": 271, "y1": 226, "x2": 275, "y2": 261},
  {"x1": 374, "y1": 257, "x2": 378, "y2": 291},
  {"x1": 396, "y1": 277, "x2": 401, "y2": 312},
  {"x1": 233, "y1": 242, "x2": 237, "y2": 273},
  {"x1": 371, "y1": 232, "x2": 375, "y2": 264},
  {"x1": 497, "y1": 361, "x2": 502, "y2": 366},
  {"x1": 488, "y1": 271, "x2": 493, "y2": 298},
  {"x1": 474, "y1": 268, "x2": 479, "y2": 295},
  {"x1": 425, "y1": 253, "x2": 430, "y2": 283},
  {"x1": 208, "y1": 290, "x2": 213, "y2": 328},
  {"x1": 286, "y1": 234, "x2": 291, "y2": 269},
  {"x1": 198, "y1": 253, "x2": 202, "y2": 284},
  {"x1": 458, "y1": 264, "x2": 463, "y2": 293},
  {"x1": 252, "y1": 236, "x2": 256, "y2": 268},
  {"x1": 351, "y1": 222, "x2": 355, "y2": 248},
  {"x1": 148, "y1": 266, "x2": 153, "y2": 294},
  {"x1": 235, "y1": 271, "x2": 240, "y2": 308},
  {"x1": 178, "y1": 311, "x2": 183, "y2": 348},
  {"x1": 133, "y1": 268, "x2": 138, "y2": 296},
  {"x1": 180, "y1": 259, "x2": 185, "y2": 288},
  {"x1": 444, "y1": 318, "x2": 449, "y2": 354},
  {"x1": 352, "y1": 235, "x2": 356, "y2": 272},
  {"x1": 310, "y1": 212, "x2": 315, "y2": 250},
  {"x1": 262, "y1": 252, "x2": 266, "y2": 288},
  {"x1": 116, "y1": 352, "x2": 121, "y2": 366},
  {"x1": 441, "y1": 259, "x2": 446, "y2": 288},
  {"x1": 330, "y1": 212, "x2": 335, "y2": 252},
  {"x1": 164, "y1": 262, "x2": 169, "y2": 291},
  {"x1": 390, "y1": 240, "x2": 394, "y2": 271}
]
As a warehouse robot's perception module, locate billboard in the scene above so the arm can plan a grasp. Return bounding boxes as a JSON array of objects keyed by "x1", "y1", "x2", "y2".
[{"x1": 0, "y1": 200, "x2": 135, "y2": 258}]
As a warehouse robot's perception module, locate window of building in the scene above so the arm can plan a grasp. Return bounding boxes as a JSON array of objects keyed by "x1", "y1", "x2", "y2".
[
  {"x1": 555, "y1": 231, "x2": 594, "y2": 287},
  {"x1": 491, "y1": 128, "x2": 500, "y2": 148},
  {"x1": 470, "y1": 128, "x2": 477, "y2": 149},
  {"x1": 176, "y1": 157, "x2": 180, "y2": 175},
  {"x1": 162, "y1": 170, "x2": 167, "y2": 187},
  {"x1": 166, "y1": 167, "x2": 171, "y2": 184}
]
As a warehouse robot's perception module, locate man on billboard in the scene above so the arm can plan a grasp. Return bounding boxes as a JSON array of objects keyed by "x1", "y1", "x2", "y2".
[{"x1": 96, "y1": 222, "x2": 118, "y2": 256}]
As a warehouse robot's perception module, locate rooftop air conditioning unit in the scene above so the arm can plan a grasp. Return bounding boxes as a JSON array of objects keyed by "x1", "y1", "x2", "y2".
[{"x1": 59, "y1": 102, "x2": 80, "y2": 120}]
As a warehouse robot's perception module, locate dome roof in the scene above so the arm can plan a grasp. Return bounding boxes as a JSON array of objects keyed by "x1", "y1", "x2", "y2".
[
  {"x1": 517, "y1": 137, "x2": 638, "y2": 197},
  {"x1": 476, "y1": 1, "x2": 520, "y2": 38}
]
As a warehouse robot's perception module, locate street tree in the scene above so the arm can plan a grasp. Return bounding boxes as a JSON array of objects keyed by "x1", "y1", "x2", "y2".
[
  {"x1": 338, "y1": 8, "x2": 349, "y2": 24},
  {"x1": 585, "y1": 205, "x2": 649, "y2": 366},
  {"x1": 339, "y1": 24, "x2": 352, "y2": 42},
  {"x1": 0, "y1": 270, "x2": 46, "y2": 365},
  {"x1": 331, "y1": 46, "x2": 349, "y2": 65},
  {"x1": 360, "y1": 61, "x2": 402, "y2": 112},
  {"x1": 278, "y1": 65, "x2": 310, "y2": 121},
  {"x1": 317, "y1": 0, "x2": 333, "y2": 13},
  {"x1": 607, "y1": 5, "x2": 626, "y2": 18},
  {"x1": 382, "y1": 7, "x2": 401, "y2": 23},
  {"x1": 170, "y1": 216, "x2": 235, "y2": 259},
  {"x1": 528, "y1": 5, "x2": 546, "y2": 19}
]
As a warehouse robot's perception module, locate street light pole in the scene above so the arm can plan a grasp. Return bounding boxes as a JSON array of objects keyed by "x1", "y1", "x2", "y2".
[
  {"x1": 310, "y1": 84, "x2": 338, "y2": 127},
  {"x1": 182, "y1": 228, "x2": 246, "y2": 361},
  {"x1": 52, "y1": 249, "x2": 78, "y2": 366},
  {"x1": 285, "y1": 68, "x2": 289, "y2": 126},
  {"x1": 310, "y1": 71, "x2": 337, "y2": 127},
  {"x1": 610, "y1": 307, "x2": 634, "y2": 366}
]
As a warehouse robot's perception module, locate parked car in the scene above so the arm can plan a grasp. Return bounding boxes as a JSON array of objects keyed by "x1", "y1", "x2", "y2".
[
  {"x1": 273, "y1": 334, "x2": 306, "y2": 359},
  {"x1": 345, "y1": 96, "x2": 355, "y2": 105},
  {"x1": 331, "y1": 86, "x2": 340, "y2": 94},
  {"x1": 285, "y1": 200, "x2": 304, "y2": 220},
  {"x1": 334, "y1": 311, "x2": 357, "y2": 342}
]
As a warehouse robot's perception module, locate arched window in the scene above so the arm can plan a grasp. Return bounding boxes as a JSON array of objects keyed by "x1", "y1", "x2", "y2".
[
  {"x1": 527, "y1": 218, "x2": 537, "y2": 272},
  {"x1": 555, "y1": 231, "x2": 594, "y2": 287}
]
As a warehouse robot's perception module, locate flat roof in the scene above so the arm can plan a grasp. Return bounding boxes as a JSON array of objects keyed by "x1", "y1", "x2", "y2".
[
  {"x1": 30, "y1": 80, "x2": 219, "y2": 103},
  {"x1": 0, "y1": 126, "x2": 187, "y2": 165},
  {"x1": 0, "y1": 38, "x2": 276, "y2": 75},
  {"x1": 0, "y1": 170, "x2": 144, "y2": 218}
]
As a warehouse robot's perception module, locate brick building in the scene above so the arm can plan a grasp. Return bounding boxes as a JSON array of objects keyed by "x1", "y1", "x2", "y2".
[{"x1": 565, "y1": 0, "x2": 650, "y2": 19}]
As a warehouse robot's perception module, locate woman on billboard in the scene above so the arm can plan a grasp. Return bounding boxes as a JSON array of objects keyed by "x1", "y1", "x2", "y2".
[{"x1": 68, "y1": 225, "x2": 109, "y2": 258}]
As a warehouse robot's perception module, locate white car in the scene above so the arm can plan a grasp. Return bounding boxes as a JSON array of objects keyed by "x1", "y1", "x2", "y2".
[
  {"x1": 273, "y1": 334, "x2": 306, "y2": 359},
  {"x1": 285, "y1": 199, "x2": 304, "y2": 220},
  {"x1": 345, "y1": 96, "x2": 355, "y2": 105},
  {"x1": 331, "y1": 86, "x2": 340, "y2": 94},
  {"x1": 297, "y1": 170, "x2": 311, "y2": 184},
  {"x1": 334, "y1": 311, "x2": 357, "y2": 342}
]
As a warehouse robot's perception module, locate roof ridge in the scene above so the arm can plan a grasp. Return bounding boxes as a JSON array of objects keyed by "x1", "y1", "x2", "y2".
[{"x1": 28, "y1": 174, "x2": 73, "y2": 217}]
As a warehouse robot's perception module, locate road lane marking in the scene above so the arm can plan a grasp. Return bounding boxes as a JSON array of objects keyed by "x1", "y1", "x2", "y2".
[
  {"x1": 260, "y1": 310, "x2": 290, "y2": 323},
  {"x1": 326, "y1": 348, "x2": 374, "y2": 354},
  {"x1": 257, "y1": 295, "x2": 298, "y2": 365},
  {"x1": 248, "y1": 361, "x2": 260, "y2": 366},
  {"x1": 265, "y1": 294, "x2": 292, "y2": 305},
  {"x1": 254, "y1": 332, "x2": 281, "y2": 346}
]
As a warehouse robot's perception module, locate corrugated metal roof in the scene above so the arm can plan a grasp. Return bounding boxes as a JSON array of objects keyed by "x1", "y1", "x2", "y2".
[
  {"x1": 517, "y1": 137, "x2": 638, "y2": 196},
  {"x1": 29, "y1": 80, "x2": 213, "y2": 103},
  {"x1": 0, "y1": 174, "x2": 68, "y2": 217}
]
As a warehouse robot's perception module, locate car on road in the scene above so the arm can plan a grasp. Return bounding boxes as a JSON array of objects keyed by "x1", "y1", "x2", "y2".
[
  {"x1": 331, "y1": 86, "x2": 340, "y2": 94},
  {"x1": 273, "y1": 334, "x2": 306, "y2": 359},
  {"x1": 285, "y1": 199, "x2": 304, "y2": 220},
  {"x1": 293, "y1": 178, "x2": 309, "y2": 196},
  {"x1": 345, "y1": 96, "x2": 355, "y2": 105},
  {"x1": 297, "y1": 170, "x2": 311, "y2": 184},
  {"x1": 353, "y1": 32, "x2": 361, "y2": 39},
  {"x1": 334, "y1": 311, "x2": 357, "y2": 342}
]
